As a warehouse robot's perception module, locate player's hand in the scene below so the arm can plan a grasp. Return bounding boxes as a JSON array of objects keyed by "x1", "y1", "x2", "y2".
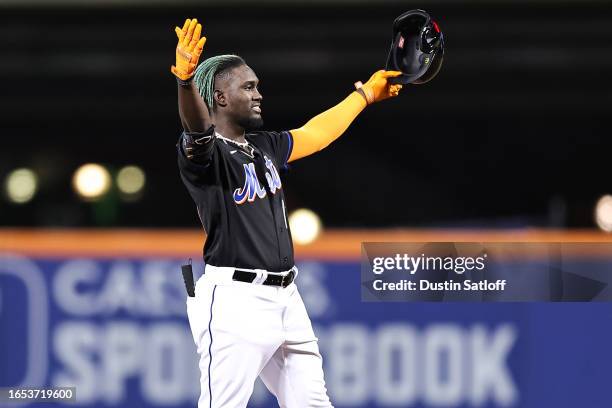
[
  {"x1": 171, "y1": 18, "x2": 207, "y2": 81},
  {"x1": 354, "y1": 70, "x2": 403, "y2": 104}
]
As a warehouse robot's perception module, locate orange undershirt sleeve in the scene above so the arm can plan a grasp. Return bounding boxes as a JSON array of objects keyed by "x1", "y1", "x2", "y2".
[{"x1": 288, "y1": 91, "x2": 367, "y2": 162}]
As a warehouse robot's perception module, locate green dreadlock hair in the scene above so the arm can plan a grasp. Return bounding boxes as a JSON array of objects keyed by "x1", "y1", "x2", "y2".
[{"x1": 193, "y1": 54, "x2": 246, "y2": 110}]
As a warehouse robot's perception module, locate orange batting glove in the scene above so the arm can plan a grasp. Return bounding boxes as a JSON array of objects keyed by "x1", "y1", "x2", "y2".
[
  {"x1": 354, "y1": 70, "x2": 403, "y2": 105},
  {"x1": 171, "y1": 18, "x2": 207, "y2": 81}
]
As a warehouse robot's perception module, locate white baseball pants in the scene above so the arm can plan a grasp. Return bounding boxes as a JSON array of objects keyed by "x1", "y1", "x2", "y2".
[{"x1": 186, "y1": 265, "x2": 333, "y2": 408}]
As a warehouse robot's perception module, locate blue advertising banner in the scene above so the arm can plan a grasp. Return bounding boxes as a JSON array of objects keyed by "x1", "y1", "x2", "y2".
[{"x1": 1, "y1": 253, "x2": 612, "y2": 407}]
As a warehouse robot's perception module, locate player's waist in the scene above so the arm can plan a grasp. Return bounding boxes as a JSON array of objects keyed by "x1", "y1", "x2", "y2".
[{"x1": 204, "y1": 264, "x2": 298, "y2": 288}]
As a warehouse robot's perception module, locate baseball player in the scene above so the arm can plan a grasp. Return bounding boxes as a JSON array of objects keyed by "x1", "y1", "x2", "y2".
[{"x1": 172, "y1": 18, "x2": 402, "y2": 408}]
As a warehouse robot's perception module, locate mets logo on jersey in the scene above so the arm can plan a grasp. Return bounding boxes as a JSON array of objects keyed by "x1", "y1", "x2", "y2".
[{"x1": 233, "y1": 156, "x2": 282, "y2": 204}]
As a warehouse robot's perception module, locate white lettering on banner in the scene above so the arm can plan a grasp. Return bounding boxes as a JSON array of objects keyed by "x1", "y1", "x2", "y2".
[
  {"x1": 52, "y1": 321, "x2": 200, "y2": 405},
  {"x1": 101, "y1": 264, "x2": 141, "y2": 314},
  {"x1": 143, "y1": 324, "x2": 196, "y2": 404},
  {"x1": 49, "y1": 320, "x2": 517, "y2": 406},
  {"x1": 54, "y1": 260, "x2": 186, "y2": 316},
  {"x1": 53, "y1": 322, "x2": 98, "y2": 403},
  {"x1": 470, "y1": 325, "x2": 518, "y2": 406},
  {"x1": 375, "y1": 325, "x2": 418, "y2": 405},
  {"x1": 325, "y1": 324, "x2": 369, "y2": 404},
  {"x1": 141, "y1": 261, "x2": 188, "y2": 316},
  {"x1": 319, "y1": 323, "x2": 518, "y2": 406},
  {"x1": 103, "y1": 323, "x2": 142, "y2": 404},
  {"x1": 53, "y1": 260, "x2": 101, "y2": 315},
  {"x1": 45, "y1": 259, "x2": 518, "y2": 406},
  {"x1": 423, "y1": 325, "x2": 463, "y2": 405}
]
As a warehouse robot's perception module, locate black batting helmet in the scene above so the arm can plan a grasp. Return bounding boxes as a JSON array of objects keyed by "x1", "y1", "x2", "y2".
[{"x1": 385, "y1": 9, "x2": 445, "y2": 85}]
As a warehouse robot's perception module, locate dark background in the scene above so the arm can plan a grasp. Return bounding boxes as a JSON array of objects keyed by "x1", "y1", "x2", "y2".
[{"x1": 1, "y1": 1, "x2": 610, "y2": 228}]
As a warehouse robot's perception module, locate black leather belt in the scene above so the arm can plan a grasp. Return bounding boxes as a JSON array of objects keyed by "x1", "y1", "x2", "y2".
[{"x1": 233, "y1": 269, "x2": 295, "y2": 288}]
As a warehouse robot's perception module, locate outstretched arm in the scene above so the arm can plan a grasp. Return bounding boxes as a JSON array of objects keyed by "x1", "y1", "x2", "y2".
[
  {"x1": 171, "y1": 18, "x2": 211, "y2": 133},
  {"x1": 288, "y1": 70, "x2": 403, "y2": 162}
]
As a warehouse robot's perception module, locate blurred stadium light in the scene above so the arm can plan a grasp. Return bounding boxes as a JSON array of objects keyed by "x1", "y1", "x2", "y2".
[
  {"x1": 289, "y1": 208, "x2": 323, "y2": 245},
  {"x1": 116, "y1": 165, "x2": 146, "y2": 198},
  {"x1": 595, "y1": 195, "x2": 612, "y2": 232},
  {"x1": 72, "y1": 163, "x2": 111, "y2": 201},
  {"x1": 4, "y1": 168, "x2": 38, "y2": 204}
]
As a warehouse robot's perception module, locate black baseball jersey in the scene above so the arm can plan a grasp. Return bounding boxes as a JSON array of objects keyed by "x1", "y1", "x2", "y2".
[{"x1": 177, "y1": 128, "x2": 295, "y2": 272}]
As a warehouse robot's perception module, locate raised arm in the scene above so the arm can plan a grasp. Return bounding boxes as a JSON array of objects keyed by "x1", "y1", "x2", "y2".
[
  {"x1": 171, "y1": 18, "x2": 212, "y2": 133},
  {"x1": 288, "y1": 70, "x2": 403, "y2": 162}
]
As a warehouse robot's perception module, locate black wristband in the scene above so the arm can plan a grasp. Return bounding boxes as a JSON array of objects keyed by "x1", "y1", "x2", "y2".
[
  {"x1": 182, "y1": 125, "x2": 216, "y2": 163},
  {"x1": 176, "y1": 76, "x2": 193, "y2": 87}
]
